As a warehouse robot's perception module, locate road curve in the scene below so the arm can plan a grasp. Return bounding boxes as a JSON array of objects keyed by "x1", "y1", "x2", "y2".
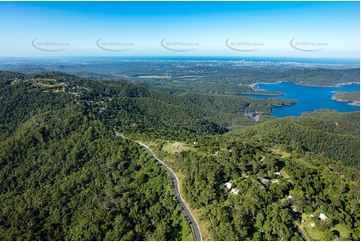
[{"x1": 135, "y1": 141, "x2": 202, "y2": 241}]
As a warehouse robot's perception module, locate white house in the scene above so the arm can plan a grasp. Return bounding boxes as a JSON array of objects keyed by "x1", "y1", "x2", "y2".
[
  {"x1": 230, "y1": 188, "x2": 239, "y2": 195},
  {"x1": 319, "y1": 213, "x2": 329, "y2": 220},
  {"x1": 259, "y1": 177, "x2": 270, "y2": 184},
  {"x1": 224, "y1": 182, "x2": 232, "y2": 190}
]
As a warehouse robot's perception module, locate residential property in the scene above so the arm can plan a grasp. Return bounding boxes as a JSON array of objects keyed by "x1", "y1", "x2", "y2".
[
  {"x1": 230, "y1": 188, "x2": 239, "y2": 195},
  {"x1": 319, "y1": 213, "x2": 329, "y2": 220},
  {"x1": 224, "y1": 182, "x2": 232, "y2": 190}
]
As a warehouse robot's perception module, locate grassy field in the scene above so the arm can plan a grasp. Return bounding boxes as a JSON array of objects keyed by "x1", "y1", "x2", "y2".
[
  {"x1": 298, "y1": 213, "x2": 353, "y2": 240},
  {"x1": 30, "y1": 79, "x2": 65, "y2": 93},
  {"x1": 270, "y1": 147, "x2": 291, "y2": 159},
  {"x1": 162, "y1": 141, "x2": 195, "y2": 154},
  {"x1": 299, "y1": 214, "x2": 326, "y2": 240},
  {"x1": 279, "y1": 168, "x2": 290, "y2": 179},
  {"x1": 333, "y1": 223, "x2": 353, "y2": 239}
]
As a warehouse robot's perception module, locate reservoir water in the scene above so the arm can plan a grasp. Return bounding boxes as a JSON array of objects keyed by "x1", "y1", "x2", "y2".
[{"x1": 250, "y1": 82, "x2": 360, "y2": 117}]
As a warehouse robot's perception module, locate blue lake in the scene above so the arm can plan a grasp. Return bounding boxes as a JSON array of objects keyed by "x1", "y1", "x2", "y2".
[{"x1": 249, "y1": 82, "x2": 360, "y2": 117}]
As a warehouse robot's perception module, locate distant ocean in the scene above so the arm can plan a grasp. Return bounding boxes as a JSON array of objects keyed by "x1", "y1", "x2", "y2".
[
  {"x1": 0, "y1": 56, "x2": 359, "y2": 65},
  {"x1": 130, "y1": 56, "x2": 360, "y2": 65},
  {"x1": 79, "y1": 56, "x2": 360, "y2": 65}
]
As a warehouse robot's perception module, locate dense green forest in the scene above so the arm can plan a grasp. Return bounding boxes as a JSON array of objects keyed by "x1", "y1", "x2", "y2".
[
  {"x1": 0, "y1": 72, "x2": 194, "y2": 240},
  {"x1": 80, "y1": 77, "x2": 296, "y2": 131},
  {"x1": 153, "y1": 82, "x2": 284, "y2": 97},
  {"x1": 0, "y1": 107, "x2": 193, "y2": 240},
  {"x1": 0, "y1": 71, "x2": 359, "y2": 241},
  {"x1": 154, "y1": 138, "x2": 359, "y2": 240},
  {"x1": 229, "y1": 110, "x2": 360, "y2": 167},
  {"x1": 153, "y1": 112, "x2": 360, "y2": 240}
]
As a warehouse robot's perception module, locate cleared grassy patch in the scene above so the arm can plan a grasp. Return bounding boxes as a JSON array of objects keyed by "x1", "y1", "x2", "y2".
[
  {"x1": 162, "y1": 142, "x2": 194, "y2": 154},
  {"x1": 11, "y1": 79, "x2": 21, "y2": 85},
  {"x1": 270, "y1": 147, "x2": 291, "y2": 159},
  {"x1": 30, "y1": 80, "x2": 65, "y2": 93},
  {"x1": 298, "y1": 213, "x2": 352, "y2": 240},
  {"x1": 303, "y1": 225, "x2": 326, "y2": 240},
  {"x1": 279, "y1": 168, "x2": 290, "y2": 179},
  {"x1": 35, "y1": 83, "x2": 62, "y2": 88},
  {"x1": 333, "y1": 223, "x2": 353, "y2": 240},
  {"x1": 296, "y1": 158, "x2": 319, "y2": 170},
  {"x1": 298, "y1": 213, "x2": 326, "y2": 240}
]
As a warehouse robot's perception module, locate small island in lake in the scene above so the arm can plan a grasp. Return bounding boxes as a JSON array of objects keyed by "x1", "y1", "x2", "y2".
[{"x1": 332, "y1": 91, "x2": 360, "y2": 106}]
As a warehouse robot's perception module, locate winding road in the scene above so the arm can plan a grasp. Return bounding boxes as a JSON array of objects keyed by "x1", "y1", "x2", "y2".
[{"x1": 135, "y1": 141, "x2": 202, "y2": 241}]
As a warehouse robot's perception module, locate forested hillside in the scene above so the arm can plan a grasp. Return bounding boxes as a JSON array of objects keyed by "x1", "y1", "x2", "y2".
[
  {"x1": 0, "y1": 72, "x2": 196, "y2": 240},
  {"x1": 0, "y1": 71, "x2": 289, "y2": 240},
  {"x1": 0, "y1": 71, "x2": 359, "y2": 241},
  {"x1": 0, "y1": 107, "x2": 193, "y2": 240},
  {"x1": 84, "y1": 79, "x2": 296, "y2": 130},
  {"x1": 229, "y1": 110, "x2": 360, "y2": 167},
  {"x1": 153, "y1": 122, "x2": 360, "y2": 240}
]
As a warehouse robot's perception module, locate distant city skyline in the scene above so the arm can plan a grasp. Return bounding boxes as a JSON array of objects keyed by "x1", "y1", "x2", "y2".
[{"x1": 0, "y1": 1, "x2": 359, "y2": 59}]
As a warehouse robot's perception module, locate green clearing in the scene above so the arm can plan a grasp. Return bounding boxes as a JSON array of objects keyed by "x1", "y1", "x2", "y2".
[
  {"x1": 333, "y1": 223, "x2": 353, "y2": 239},
  {"x1": 299, "y1": 214, "x2": 326, "y2": 240},
  {"x1": 162, "y1": 142, "x2": 194, "y2": 154},
  {"x1": 270, "y1": 147, "x2": 291, "y2": 159},
  {"x1": 299, "y1": 213, "x2": 353, "y2": 240},
  {"x1": 279, "y1": 168, "x2": 290, "y2": 179}
]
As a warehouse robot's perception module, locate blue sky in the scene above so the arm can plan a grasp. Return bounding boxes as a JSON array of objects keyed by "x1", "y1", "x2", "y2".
[{"x1": 0, "y1": 1, "x2": 359, "y2": 58}]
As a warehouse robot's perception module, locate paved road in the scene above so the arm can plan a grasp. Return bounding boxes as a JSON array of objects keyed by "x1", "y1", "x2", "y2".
[{"x1": 135, "y1": 141, "x2": 202, "y2": 241}]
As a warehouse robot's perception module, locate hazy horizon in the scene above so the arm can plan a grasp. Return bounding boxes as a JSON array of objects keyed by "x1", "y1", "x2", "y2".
[{"x1": 0, "y1": 56, "x2": 359, "y2": 66}]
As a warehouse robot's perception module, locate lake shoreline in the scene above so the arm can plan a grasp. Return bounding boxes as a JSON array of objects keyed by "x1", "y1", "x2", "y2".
[
  {"x1": 331, "y1": 93, "x2": 360, "y2": 107},
  {"x1": 249, "y1": 81, "x2": 360, "y2": 90},
  {"x1": 248, "y1": 81, "x2": 285, "y2": 96},
  {"x1": 241, "y1": 92, "x2": 284, "y2": 96},
  {"x1": 295, "y1": 81, "x2": 360, "y2": 88},
  {"x1": 249, "y1": 82, "x2": 360, "y2": 117}
]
